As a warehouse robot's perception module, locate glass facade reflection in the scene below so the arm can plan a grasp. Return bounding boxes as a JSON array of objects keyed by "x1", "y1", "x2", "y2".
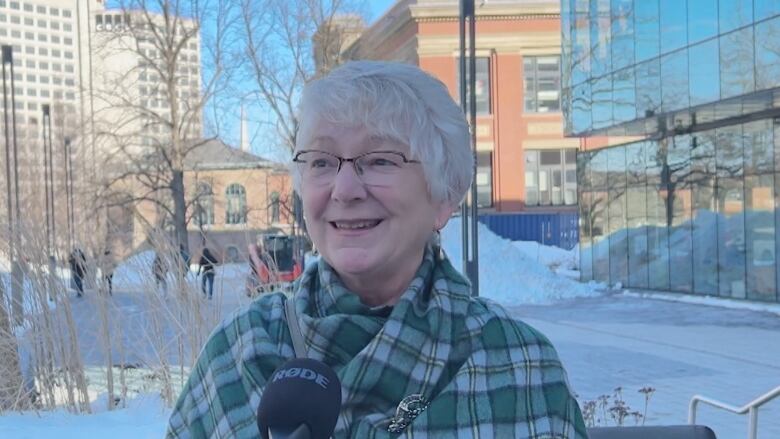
[
  {"x1": 564, "y1": 0, "x2": 780, "y2": 302},
  {"x1": 577, "y1": 121, "x2": 780, "y2": 302},
  {"x1": 563, "y1": 0, "x2": 780, "y2": 137}
]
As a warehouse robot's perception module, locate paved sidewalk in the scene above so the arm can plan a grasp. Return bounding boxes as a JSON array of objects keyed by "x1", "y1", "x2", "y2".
[{"x1": 507, "y1": 294, "x2": 780, "y2": 439}]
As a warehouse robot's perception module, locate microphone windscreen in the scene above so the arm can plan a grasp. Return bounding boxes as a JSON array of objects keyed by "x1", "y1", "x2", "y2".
[{"x1": 257, "y1": 358, "x2": 342, "y2": 439}]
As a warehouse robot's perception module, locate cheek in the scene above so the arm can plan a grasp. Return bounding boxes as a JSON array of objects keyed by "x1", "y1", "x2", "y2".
[{"x1": 301, "y1": 187, "x2": 329, "y2": 219}]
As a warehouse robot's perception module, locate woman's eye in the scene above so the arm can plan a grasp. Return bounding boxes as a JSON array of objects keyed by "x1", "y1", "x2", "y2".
[
  {"x1": 310, "y1": 159, "x2": 331, "y2": 168},
  {"x1": 368, "y1": 157, "x2": 399, "y2": 167}
]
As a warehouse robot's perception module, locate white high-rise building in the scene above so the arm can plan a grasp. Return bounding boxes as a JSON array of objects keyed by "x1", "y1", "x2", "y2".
[
  {"x1": 0, "y1": 0, "x2": 92, "y2": 239},
  {"x1": 90, "y1": 6, "x2": 202, "y2": 159},
  {"x1": 0, "y1": 0, "x2": 202, "y2": 237}
]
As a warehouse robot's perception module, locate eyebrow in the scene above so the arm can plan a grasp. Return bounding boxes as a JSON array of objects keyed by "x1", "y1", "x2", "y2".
[
  {"x1": 308, "y1": 136, "x2": 336, "y2": 148},
  {"x1": 308, "y1": 134, "x2": 401, "y2": 149}
]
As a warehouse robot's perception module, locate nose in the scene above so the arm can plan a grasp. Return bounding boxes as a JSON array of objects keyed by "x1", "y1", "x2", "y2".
[{"x1": 330, "y1": 160, "x2": 368, "y2": 202}]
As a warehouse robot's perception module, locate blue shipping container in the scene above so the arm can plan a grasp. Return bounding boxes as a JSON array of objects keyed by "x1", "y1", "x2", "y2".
[{"x1": 477, "y1": 212, "x2": 579, "y2": 250}]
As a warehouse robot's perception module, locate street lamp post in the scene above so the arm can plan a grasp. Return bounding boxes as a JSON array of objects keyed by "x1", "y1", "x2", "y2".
[
  {"x1": 42, "y1": 105, "x2": 58, "y2": 299},
  {"x1": 42, "y1": 105, "x2": 57, "y2": 257},
  {"x1": 64, "y1": 137, "x2": 74, "y2": 251},
  {"x1": 459, "y1": 0, "x2": 479, "y2": 296},
  {"x1": 2, "y1": 46, "x2": 14, "y2": 269},
  {"x1": 43, "y1": 105, "x2": 52, "y2": 256},
  {"x1": 2, "y1": 45, "x2": 23, "y2": 323}
]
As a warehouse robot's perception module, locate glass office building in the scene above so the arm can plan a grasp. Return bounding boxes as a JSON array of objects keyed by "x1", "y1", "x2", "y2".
[{"x1": 561, "y1": 0, "x2": 780, "y2": 302}]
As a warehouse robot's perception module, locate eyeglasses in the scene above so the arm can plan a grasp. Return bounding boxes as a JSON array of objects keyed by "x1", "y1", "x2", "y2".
[{"x1": 293, "y1": 150, "x2": 421, "y2": 187}]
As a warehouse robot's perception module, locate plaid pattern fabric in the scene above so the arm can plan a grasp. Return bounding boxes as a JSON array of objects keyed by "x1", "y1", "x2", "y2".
[{"x1": 166, "y1": 246, "x2": 586, "y2": 438}]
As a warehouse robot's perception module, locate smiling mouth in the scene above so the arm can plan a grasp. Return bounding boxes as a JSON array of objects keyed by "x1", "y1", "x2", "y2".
[{"x1": 330, "y1": 220, "x2": 383, "y2": 230}]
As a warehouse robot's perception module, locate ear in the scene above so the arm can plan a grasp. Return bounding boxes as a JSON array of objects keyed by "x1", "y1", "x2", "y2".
[{"x1": 434, "y1": 202, "x2": 458, "y2": 231}]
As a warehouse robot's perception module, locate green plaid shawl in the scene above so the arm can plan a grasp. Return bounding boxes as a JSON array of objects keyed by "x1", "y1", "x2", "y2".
[{"x1": 166, "y1": 246, "x2": 586, "y2": 438}]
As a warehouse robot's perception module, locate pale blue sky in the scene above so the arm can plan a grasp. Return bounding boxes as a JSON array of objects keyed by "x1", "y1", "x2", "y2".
[
  {"x1": 368, "y1": 0, "x2": 397, "y2": 21},
  {"x1": 102, "y1": 0, "x2": 402, "y2": 159}
]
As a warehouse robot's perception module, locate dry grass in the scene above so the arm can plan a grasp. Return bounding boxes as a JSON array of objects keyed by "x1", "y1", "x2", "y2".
[{"x1": 0, "y1": 221, "x2": 222, "y2": 414}]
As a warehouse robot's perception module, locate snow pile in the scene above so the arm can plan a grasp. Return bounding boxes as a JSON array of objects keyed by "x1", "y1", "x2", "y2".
[
  {"x1": 0, "y1": 394, "x2": 169, "y2": 439},
  {"x1": 512, "y1": 240, "x2": 579, "y2": 276},
  {"x1": 113, "y1": 250, "x2": 156, "y2": 289},
  {"x1": 441, "y1": 217, "x2": 603, "y2": 305}
]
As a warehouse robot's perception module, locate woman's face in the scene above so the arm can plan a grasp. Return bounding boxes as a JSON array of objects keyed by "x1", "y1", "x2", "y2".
[{"x1": 298, "y1": 119, "x2": 453, "y2": 280}]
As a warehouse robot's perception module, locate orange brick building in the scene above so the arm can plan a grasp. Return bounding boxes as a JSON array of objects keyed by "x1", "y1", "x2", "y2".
[{"x1": 341, "y1": 0, "x2": 615, "y2": 212}]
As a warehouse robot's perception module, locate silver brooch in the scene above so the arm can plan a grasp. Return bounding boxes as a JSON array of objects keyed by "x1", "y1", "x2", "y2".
[{"x1": 387, "y1": 394, "x2": 429, "y2": 433}]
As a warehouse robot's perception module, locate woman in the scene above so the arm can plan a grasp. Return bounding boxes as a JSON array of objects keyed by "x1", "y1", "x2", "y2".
[{"x1": 167, "y1": 61, "x2": 586, "y2": 438}]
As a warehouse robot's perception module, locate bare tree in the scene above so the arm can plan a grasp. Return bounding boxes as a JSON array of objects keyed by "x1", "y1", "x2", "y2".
[
  {"x1": 237, "y1": 0, "x2": 365, "y2": 153},
  {"x1": 236, "y1": 0, "x2": 366, "y2": 259},
  {"x1": 90, "y1": 0, "x2": 239, "y2": 256}
]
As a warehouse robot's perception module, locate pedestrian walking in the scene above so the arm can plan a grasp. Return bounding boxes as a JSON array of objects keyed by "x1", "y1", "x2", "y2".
[
  {"x1": 153, "y1": 252, "x2": 168, "y2": 293},
  {"x1": 68, "y1": 248, "x2": 86, "y2": 297},
  {"x1": 100, "y1": 249, "x2": 116, "y2": 295},
  {"x1": 198, "y1": 246, "x2": 218, "y2": 299}
]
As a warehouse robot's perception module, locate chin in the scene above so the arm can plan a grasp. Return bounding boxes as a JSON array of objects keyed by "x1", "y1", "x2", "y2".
[{"x1": 326, "y1": 248, "x2": 381, "y2": 275}]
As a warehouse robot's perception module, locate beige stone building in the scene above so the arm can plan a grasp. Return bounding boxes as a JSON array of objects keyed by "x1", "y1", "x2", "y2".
[{"x1": 112, "y1": 139, "x2": 294, "y2": 263}]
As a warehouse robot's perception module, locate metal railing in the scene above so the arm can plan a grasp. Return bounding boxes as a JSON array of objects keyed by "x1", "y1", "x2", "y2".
[{"x1": 688, "y1": 385, "x2": 780, "y2": 439}]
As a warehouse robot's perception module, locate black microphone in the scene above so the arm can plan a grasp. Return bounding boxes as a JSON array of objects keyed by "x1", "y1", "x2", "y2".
[{"x1": 257, "y1": 358, "x2": 342, "y2": 439}]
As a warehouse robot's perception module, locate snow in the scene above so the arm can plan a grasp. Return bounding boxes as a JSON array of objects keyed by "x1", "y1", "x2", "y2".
[
  {"x1": 0, "y1": 394, "x2": 169, "y2": 439},
  {"x1": 508, "y1": 295, "x2": 780, "y2": 439},
  {"x1": 440, "y1": 217, "x2": 604, "y2": 304},
  {"x1": 2, "y1": 220, "x2": 779, "y2": 438}
]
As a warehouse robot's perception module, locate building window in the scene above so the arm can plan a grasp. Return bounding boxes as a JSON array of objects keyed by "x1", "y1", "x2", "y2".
[
  {"x1": 456, "y1": 57, "x2": 491, "y2": 115},
  {"x1": 194, "y1": 182, "x2": 214, "y2": 226},
  {"x1": 476, "y1": 151, "x2": 493, "y2": 208},
  {"x1": 524, "y1": 149, "x2": 577, "y2": 206},
  {"x1": 225, "y1": 183, "x2": 247, "y2": 224},
  {"x1": 524, "y1": 56, "x2": 561, "y2": 113},
  {"x1": 270, "y1": 191, "x2": 280, "y2": 223}
]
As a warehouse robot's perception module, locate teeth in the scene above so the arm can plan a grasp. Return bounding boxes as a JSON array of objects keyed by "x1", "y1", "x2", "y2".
[{"x1": 334, "y1": 220, "x2": 380, "y2": 230}]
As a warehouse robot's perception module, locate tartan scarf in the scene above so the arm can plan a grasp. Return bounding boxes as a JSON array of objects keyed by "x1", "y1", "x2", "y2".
[{"x1": 166, "y1": 246, "x2": 586, "y2": 438}]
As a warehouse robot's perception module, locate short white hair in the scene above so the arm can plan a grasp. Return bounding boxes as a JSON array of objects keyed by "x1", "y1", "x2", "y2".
[{"x1": 293, "y1": 60, "x2": 473, "y2": 206}]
